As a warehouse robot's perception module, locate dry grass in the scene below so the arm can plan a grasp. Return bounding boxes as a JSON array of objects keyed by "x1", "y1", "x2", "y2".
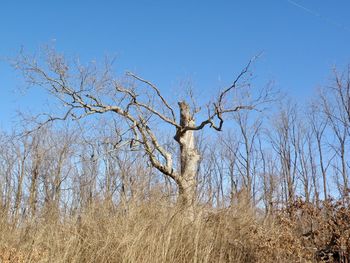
[{"x1": 0, "y1": 199, "x2": 349, "y2": 262}]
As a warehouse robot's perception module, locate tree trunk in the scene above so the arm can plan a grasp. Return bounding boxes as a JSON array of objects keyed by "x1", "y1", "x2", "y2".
[
  {"x1": 13, "y1": 156, "x2": 26, "y2": 223},
  {"x1": 175, "y1": 102, "x2": 200, "y2": 219},
  {"x1": 29, "y1": 161, "x2": 39, "y2": 217},
  {"x1": 317, "y1": 137, "x2": 327, "y2": 200}
]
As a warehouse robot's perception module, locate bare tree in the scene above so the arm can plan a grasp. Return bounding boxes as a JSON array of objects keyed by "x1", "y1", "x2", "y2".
[
  {"x1": 215, "y1": 132, "x2": 240, "y2": 207},
  {"x1": 14, "y1": 48, "x2": 270, "y2": 218},
  {"x1": 28, "y1": 130, "x2": 46, "y2": 217},
  {"x1": 320, "y1": 68, "x2": 350, "y2": 198},
  {"x1": 258, "y1": 137, "x2": 277, "y2": 216},
  {"x1": 12, "y1": 135, "x2": 30, "y2": 223},
  {"x1": 0, "y1": 133, "x2": 16, "y2": 218},
  {"x1": 308, "y1": 102, "x2": 329, "y2": 200},
  {"x1": 295, "y1": 119, "x2": 312, "y2": 203},
  {"x1": 233, "y1": 110, "x2": 262, "y2": 206},
  {"x1": 269, "y1": 102, "x2": 299, "y2": 205}
]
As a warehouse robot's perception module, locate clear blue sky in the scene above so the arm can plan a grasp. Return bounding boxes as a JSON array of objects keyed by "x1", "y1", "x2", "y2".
[{"x1": 0, "y1": 0, "x2": 349, "y2": 129}]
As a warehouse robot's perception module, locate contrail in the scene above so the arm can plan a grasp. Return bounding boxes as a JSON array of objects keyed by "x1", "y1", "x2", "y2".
[{"x1": 287, "y1": 0, "x2": 350, "y2": 33}]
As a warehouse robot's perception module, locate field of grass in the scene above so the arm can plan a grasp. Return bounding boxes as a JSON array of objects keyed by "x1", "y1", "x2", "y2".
[{"x1": 1, "y1": 197, "x2": 349, "y2": 262}]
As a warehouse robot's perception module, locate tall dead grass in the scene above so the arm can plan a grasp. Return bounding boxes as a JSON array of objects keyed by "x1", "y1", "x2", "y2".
[{"x1": 0, "y1": 198, "x2": 349, "y2": 262}]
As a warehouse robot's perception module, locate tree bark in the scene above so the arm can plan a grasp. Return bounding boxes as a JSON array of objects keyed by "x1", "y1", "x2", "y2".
[{"x1": 175, "y1": 101, "x2": 200, "y2": 219}]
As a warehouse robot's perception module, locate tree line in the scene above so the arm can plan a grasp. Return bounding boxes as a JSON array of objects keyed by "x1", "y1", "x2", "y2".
[{"x1": 1, "y1": 49, "x2": 349, "y2": 223}]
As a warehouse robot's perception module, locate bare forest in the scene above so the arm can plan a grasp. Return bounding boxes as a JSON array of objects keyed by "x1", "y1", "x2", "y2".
[{"x1": 1, "y1": 49, "x2": 350, "y2": 262}]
